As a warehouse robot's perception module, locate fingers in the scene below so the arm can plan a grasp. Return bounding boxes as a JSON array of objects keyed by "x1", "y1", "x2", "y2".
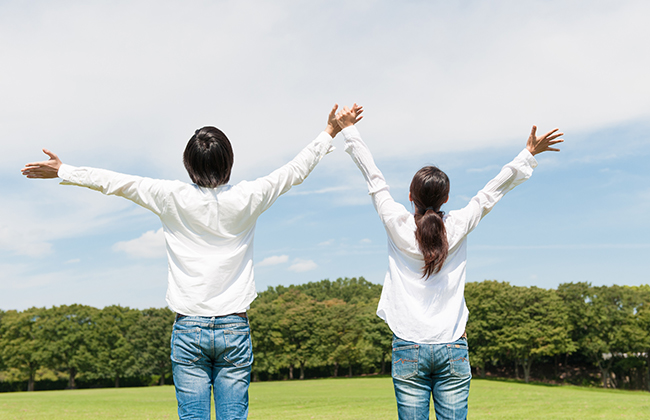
[
  {"x1": 530, "y1": 125, "x2": 537, "y2": 137},
  {"x1": 23, "y1": 162, "x2": 47, "y2": 169},
  {"x1": 541, "y1": 128, "x2": 560, "y2": 140}
]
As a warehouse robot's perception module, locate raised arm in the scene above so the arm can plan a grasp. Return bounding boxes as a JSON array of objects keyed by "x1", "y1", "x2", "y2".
[
  {"x1": 447, "y1": 126, "x2": 564, "y2": 248},
  {"x1": 242, "y1": 104, "x2": 343, "y2": 215},
  {"x1": 337, "y1": 105, "x2": 411, "y2": 228}
]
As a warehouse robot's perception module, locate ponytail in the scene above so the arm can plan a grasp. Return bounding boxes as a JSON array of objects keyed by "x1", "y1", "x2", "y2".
[{"x1": 410, "y1": 167, "x2": 450, "y2": 278}]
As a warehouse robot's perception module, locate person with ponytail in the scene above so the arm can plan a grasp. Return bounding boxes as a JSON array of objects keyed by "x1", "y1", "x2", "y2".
[
  {"x1": 336, "y1": 105, "x2": 563, "y2": 420},
  {"x1": 21, "y1": 104, "x2": 361, "y2": 420}
]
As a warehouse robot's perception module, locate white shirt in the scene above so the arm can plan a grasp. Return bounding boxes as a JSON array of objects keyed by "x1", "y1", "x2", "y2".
[
  {"x1": 58, "y1": 131, "x2": 334, "y2": 317},
  {"x1": 342, "y1": 126, "x2": 537, "y2": 344}
]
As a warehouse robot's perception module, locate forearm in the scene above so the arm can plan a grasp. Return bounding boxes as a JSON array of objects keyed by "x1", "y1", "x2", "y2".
[
  {"x1": 481, "y1": 148, "x2": 537, "y2": 202},
  {"x1": 451, "y1": 148, "x2": 538, "y2": 238},
  {"x1": 252, "y1": 131, "x2": 334, "y2": 212},
  {"x1": 342, "y1": 126, "x2": 389, "y2": 195},
  {"x1": 58, "y1": 164, "x2": 165, "y2": 215},
  {"x1": 280, "y1": 131, "x2": 334, "y2": 187}
]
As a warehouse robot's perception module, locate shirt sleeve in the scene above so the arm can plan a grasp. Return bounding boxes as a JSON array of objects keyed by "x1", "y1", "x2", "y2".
[
  {"x1": 446, "y1": 148, "x2": 538, "y2": 248},
  {"x1": 243, "y1": 131, "x2": 335, "y2": 215},
  {"x1": 342, "y1": 126, "x2": 410, "y2": 227},
  {"x1": 57, "y1": 164, "x2": 168, "y2": 216}
]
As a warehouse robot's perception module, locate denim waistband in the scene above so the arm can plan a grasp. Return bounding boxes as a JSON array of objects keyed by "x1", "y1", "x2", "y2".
[{"x1": 174, "y1": 314, "x2": 249, "y2": 328}]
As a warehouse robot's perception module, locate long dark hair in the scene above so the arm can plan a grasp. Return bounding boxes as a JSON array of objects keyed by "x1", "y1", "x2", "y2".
[
  {"x1": 183, "y1": 126, "x2": 234, "y2": 188},
  {"x1": 409, "y1": 166, "x2": 450, "y2": 277}
]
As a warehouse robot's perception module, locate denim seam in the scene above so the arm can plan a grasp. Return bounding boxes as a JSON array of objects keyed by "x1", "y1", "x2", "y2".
[{"x1": 171, "y1": 329, "x2": 202, "y2": 364}]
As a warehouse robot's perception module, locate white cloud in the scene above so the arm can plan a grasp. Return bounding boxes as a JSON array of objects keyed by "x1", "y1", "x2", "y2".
[
  {"x1": 467, "y1": 165, "x2": 501, "y2": 174},
  {"x1": 0, "y1": 183, "x2": 139, "y2": 258},
  {"x1": 4, "y1": 0, "x2": 650, "y2": 181},
  {"x1": 256, "y1": 255, "x2": 289, "y2": 267},
  {"x1": 288, "y1": 186, "x2": 353, "y2": 196},
  {"x1": 360, "y1": 238, "x2": 372, "y2": 244},
  {"x1": 318, "y1": 239, "x2": 335, "y2": 246},
  {"x1": 288, "y1": 258, "x2": 318, "y2": 273},
  {"x1": 113, "y1": 228, "x2": 166, "y2": 259}
]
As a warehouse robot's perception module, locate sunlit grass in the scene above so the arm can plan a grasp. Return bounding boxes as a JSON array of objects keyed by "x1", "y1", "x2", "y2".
[{"x1": 0, "y1": 377, "x2": 649, "y2": 419}]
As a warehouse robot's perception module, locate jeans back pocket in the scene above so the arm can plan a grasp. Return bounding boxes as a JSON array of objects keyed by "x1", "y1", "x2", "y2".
[
  {"x1": 224, "y1": 330, "x2": 253, "y2": 367},
  {"x1": 447, "y1": 341, "x2": 471, "y2": 378},
  {"x1": 392, "y1": 342, "x2": 419, "y2": 380},
  {"x1": 171, "y1": 327, "x2": 202, "y2": 365}
]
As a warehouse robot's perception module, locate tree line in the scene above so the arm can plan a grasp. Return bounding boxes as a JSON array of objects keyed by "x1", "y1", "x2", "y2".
[
  {"x1": 0, "y1": 305, "x2": 174, "y2": 392},
  {"x1": 1, "y1": 278, "x2": 649, "y2": 392}
]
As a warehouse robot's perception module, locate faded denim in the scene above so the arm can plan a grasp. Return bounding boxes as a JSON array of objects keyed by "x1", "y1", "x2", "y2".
[
  {"x1": 392, "y1": 335, "x2": 471, "y2": 420},
  {"x1": 171, "y1": 315, "x2": 253, "y2": 420}
]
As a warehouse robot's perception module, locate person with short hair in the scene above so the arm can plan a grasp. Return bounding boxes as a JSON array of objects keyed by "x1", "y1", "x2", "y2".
[
  {"x1": 335, "y1": 104, "x2": 563, "y2": 420},
  {"x1": 21, "y1": 104, "x2": 362, "y2": 420}
]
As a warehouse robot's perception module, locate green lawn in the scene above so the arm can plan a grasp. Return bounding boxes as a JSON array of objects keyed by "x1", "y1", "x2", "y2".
[{"x1": 0, "y1": 377, "x2": 649, "y2": 419}]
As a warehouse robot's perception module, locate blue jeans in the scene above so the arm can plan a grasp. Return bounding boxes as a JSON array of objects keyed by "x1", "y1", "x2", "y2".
[
  {"x1": 171, "y1": 315, "x2": 253, "y2": 420},
  {"x1": 392, "y1": 335, "x2": 471, "y2": 420}
]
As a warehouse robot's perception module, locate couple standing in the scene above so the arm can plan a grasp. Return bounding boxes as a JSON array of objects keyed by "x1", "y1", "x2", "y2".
[{"x1": 22, "y1": 104, "x2": 562, "y2": 420}]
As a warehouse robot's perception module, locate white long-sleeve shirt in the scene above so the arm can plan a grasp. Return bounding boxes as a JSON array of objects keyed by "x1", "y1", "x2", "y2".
[
  {"x1": 58, "y1": 132, "x2": 334, "y2": 317},
  {"x1": 342, "y1": 125, "x2": 537, "y2": 344}
]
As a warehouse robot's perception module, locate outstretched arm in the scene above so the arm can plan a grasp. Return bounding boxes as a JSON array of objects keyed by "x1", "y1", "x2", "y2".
[
  {"x1": 243, "y1": 104, "x2": 341, "y2": 215},
  {"x1": 447, "y1": 125, "x2": 564, "y2": 248},
  {"x1": 21, "y1": 149, "x2": 62, "y2": 179},
  {"x1": 339, "y1": 106, "x2": 410, "y2": 232},
  {"x1": 22, "y1": 148, "x2": 168, "y2": 215}
]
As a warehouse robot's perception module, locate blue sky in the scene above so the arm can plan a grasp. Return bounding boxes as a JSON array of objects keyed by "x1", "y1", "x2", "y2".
[{"x1": 1, "y1": 0, "x2": 649, "y2": 311}]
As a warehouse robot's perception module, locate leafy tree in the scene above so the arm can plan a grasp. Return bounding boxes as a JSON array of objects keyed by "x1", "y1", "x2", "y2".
[
  {"x1": 0, "y1": 308, "x2": 46, "y2": 391},
  {"x1": 465, "y1": 281, "x2": 515, "y2": 377},
  {"x1": 39, "y1": 304, "x2": 97, "y2": 389},
  {"x1": 275, "y1": 289, "x2": 319, "y2": 379},
  {"x1": 294, "y1": 277, "x2": 382, "y2": 304},
  {"x1": 559, "y1": 284, "x2": 638, "y2": 388},
  {"x1": 358, "y1": 299, "x2": 392, "y2": 374},
  {"x1": 501, "y1": 286, "x2": 575, "y2": 383},
  {"x1": 129, "y1": 307, "x2": 175, "y2": 385},
  {"x1": 317, "y1": 298, "x2": 363, "y2": 377},
  {"x1": 249, "y1": 288, "x2": 284, "y2": 381},
  {"x1": 88, "y1": 305, "x2": 139, "y2": 387}
]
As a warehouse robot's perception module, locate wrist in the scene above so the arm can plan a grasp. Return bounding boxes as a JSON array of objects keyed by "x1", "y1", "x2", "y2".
[{"x1": 325, "y1": 125, "x2": 338, "y2": 138}]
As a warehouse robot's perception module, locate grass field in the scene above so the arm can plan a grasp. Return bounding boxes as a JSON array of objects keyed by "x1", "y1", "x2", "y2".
[{"x1": 0, "y1": 377, "x2": 649, "y2": 419}]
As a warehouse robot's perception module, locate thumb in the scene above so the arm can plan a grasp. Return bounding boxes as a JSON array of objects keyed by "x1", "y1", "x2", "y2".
[
  {"x1": 530, "y1": 125, "x2": 537, "y2": 137},
  {"x1": 43, "y1": 149, "x2": 59, "y2": 161}
]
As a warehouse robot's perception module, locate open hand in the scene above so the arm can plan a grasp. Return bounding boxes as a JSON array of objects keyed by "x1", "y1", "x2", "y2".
[
  {"x1": 21, "y1": 149, "x2": 62, "y2": 179},
  {"x1": 335, "y1": 103, "x2": 364, "y2": 129},
  {"x1": 526, "y1": 126, "x2": 564, "y2": 156}
]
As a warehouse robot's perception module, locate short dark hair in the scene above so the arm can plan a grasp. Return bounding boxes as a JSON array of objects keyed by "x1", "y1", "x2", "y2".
[{"x1": 183, "y1": 127, "x2": 234, "y2": 188}]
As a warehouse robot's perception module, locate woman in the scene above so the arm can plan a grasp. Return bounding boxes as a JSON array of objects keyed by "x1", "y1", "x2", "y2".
[
  {"x1": 336, "y1": 105, "x2": 562, "y2": 420},
  {"x1": 21, "y1": 104, "x2": 361, "y2": 420}
]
